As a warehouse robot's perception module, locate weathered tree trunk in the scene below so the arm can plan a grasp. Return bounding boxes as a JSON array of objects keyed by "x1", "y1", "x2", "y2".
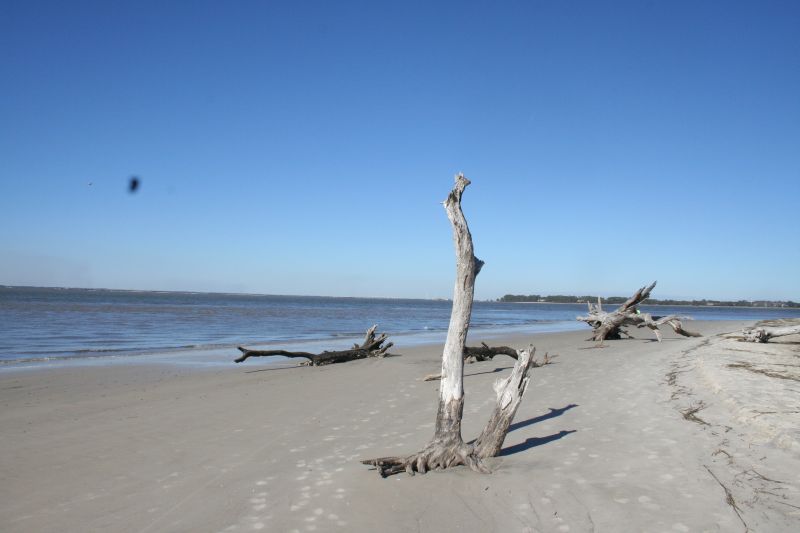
[
  {"x1": 473, "y1": 347, "x2": 536, "y2": 457},
  {"x1": 362, "y1": 174, "x2": 538, "y2": 477},
  {"x1": 576, "y1": 281, "x2": 701, "y2": 344},
  {"x1": 741, "y1": 323, "x2": 800, "y2": 343},
  {"x1": 234, "y1": 325, "x2": 392, "y2": 366}
]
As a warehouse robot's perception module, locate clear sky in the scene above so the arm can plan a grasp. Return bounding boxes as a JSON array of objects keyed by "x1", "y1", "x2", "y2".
[{"x1": 1, "y1": 1, "x2": 798, "y2": 301}]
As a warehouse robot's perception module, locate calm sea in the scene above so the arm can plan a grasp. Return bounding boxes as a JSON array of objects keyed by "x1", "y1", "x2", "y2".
[{"x1": 1, "y1": 287, "x2": 797, "y2": 369}]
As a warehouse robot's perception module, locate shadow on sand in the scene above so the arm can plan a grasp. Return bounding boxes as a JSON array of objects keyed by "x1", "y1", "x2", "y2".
[
  {"x1": 500, "y1": 430, "x2": 577, "y2": 456},
  {"x1": 244, "y1": 365, "x2": 304, "y2": 374},
  {"x1": 499, "y1": 403, "x2": 579, "y2": 456},
  {"x1": 465, "y1": 366, "x2": 514, "y2": 378},
  {"x1": 509, "y1": 403, "x2": 578, "y2": 432}
]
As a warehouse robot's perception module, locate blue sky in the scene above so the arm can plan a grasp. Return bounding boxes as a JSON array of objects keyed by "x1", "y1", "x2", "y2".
[{"x1": 1, "y1": 1, "x2": 798, "y2": 301}]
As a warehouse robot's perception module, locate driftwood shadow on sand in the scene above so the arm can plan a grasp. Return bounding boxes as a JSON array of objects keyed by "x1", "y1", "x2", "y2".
[
  {"x1": 499, "y1": 430, "x2": 577, "y2": 456},
  {"x1": 497, "y1": 404, "x2": 579, "y2": 456},
  {"x1": 509, "y1": 403, "x2": 578, "y2": 432},
  {"x1": 464, "y1": 366, "x2": 514, "y2": 378}
]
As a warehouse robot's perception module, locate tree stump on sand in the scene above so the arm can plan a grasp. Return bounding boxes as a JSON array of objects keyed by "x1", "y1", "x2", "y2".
[{"x1": 362, "y1": 174, "x2": 541, "y2": 477}]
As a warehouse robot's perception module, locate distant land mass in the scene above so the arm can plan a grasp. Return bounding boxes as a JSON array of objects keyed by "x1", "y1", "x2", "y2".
[{"x1": 498, "y1": 294, "x2": 800, "y2": 308}]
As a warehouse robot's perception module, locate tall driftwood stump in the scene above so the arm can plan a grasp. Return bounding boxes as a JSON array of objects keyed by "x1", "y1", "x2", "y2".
[{"x1": 362, "y1": 173, "x2": 540, "y2": 477}]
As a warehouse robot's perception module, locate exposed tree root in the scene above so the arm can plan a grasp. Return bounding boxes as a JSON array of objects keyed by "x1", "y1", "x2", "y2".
[
  {"x1": 366, "y1": 348, "x2": 540, "y2": 476},
  {"x1": 362, "y1": 438, "x2": 489, "y2": 477}
]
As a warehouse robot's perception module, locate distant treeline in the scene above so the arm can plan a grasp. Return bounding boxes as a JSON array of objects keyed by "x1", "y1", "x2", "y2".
[{"x1": 498, "y1": 294, "x2": 800, "y2": 308}]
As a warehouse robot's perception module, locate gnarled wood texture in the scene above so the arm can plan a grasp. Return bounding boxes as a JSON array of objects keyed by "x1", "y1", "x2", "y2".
[
  {"x1": 234, "y1": 325, "x2": 392, "y2": 365},
  {"x1": 464, "y1": 343, "x2": 519, "y2": 363},
  {"x1": 741, "y1": 322, "x2": 800, "y2": 343},
  {"x1": 576, "y1": 281, "x2": 701, "y2": 344},
  {"x1": 473, "y1": 347, "x2": 535, "y2": 458}
]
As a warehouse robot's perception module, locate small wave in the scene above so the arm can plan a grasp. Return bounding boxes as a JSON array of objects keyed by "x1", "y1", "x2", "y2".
[
  {"x1": 0, "y1": 342, "x2": 240, "y2": 365},
  {"x1": 330, "y1": 331, "x2": 365, "y2": 338}
]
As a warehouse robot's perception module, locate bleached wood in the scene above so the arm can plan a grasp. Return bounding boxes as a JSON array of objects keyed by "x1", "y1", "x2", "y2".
[
  {"x1": 473, "y1": 347, "x2": 536, "y2": 458},
  {"x1": 576, "y1": 281, "x2": 701, "y2": 343},
  {"x1": 234, "y1": 324, "x2": 392, "y2": 365},
  {"x1": 364, "y1": 173, "x2": 538, "y2": 477},
  {"x1": 741, "y1": 324, "x2": 800, "y2": 343},
  {"x1": 439, "y1": 173, "x2": 482, "y2": 404}
]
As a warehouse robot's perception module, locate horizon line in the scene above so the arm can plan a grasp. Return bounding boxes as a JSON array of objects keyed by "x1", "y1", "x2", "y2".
[{"x1": 2, "y1": 284, "x2": 798, "y2": 305}]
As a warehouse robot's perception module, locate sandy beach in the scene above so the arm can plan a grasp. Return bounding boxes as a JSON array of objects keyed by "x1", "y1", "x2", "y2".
[{"x1": 2, "y1": 320, "x2": 799, "y2": 532}]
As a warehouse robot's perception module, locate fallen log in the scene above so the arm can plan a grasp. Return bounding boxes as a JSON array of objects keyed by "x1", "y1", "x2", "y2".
[
  {"x1": 423, "y1": 351, "x2": 556, "y2": 381},
  {"x1": 576, "y1": 281, "x2": 701, "y2": 344},
  {"x1": 464, "y1": 343, "x2": 519, "y2": 363},
  {"x1": 234, "y1": 325, "x2": 393, "y2": 365},
  {"x1": 741, "y1": 323, "x2": 800, "y2": 343}
]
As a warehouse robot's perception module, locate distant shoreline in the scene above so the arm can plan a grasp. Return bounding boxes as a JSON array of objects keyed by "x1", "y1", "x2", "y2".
[
  {"x1": 3, "y1": 285, "x2": 797, "y2": 307},
  {"x1": 500, "y1": 301, "x2": 795, "y2": 310}
]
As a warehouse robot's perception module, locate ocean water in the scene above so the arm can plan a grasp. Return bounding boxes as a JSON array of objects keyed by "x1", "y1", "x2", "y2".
[{"x1": 1, "y1": 287, "x2": 798, "y2": 369}]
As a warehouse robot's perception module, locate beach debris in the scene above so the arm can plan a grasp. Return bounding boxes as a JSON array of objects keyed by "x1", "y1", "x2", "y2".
[
  {"x1": 424, "y1": 351, "x2": 557, "y2": 381},
  {"x1": 363, "y1": 174, "x2": 540, "y2": 477},
  {"x1": 234, "y1": 324, "x2": 393, "y2": 366},
  {"x1": 704, "y1": 465, "x2": 749, "y2": 531},
  {"x1": 739, "y1": 320, "x2": 800, "y2": 343},
  {"x1": 463, "y1": 343, "x2": 520, "y2": 363},
  {"x1": 576, "y1": 281, "x2": 701, "y2": 345},
  {"x1": 681, "y1": 401, "x2": 710, "y2": 425}
]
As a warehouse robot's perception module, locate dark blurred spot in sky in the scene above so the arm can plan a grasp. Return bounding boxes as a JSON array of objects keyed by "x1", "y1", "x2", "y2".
[{"x1": 129, "y1": 177, "x2": 140, "y2": 193}]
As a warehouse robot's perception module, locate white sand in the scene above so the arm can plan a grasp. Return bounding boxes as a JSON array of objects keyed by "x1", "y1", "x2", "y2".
[{"x1": 1, "y1": 320, "x2": 799, "y2": 532}]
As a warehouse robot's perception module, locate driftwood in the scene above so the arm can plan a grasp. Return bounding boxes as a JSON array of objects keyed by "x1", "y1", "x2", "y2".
[
  {"x1": 576, "y1": 281, "x2": 701, "y2": 344},
  {"x1": 234, "y1": 325, "x2": 392, "y2": 366},
  {"x1": 472, "y1": 347, "x2": 537, "y2": 457},
  {"x1": 423, "y1": 352, "x2": 556, "y2": 381},
  {"x1": 362, "y1": 174, "x2": 539, "y2": 477},
  {"x1": 464, "y1": 343, "x2": 519, "y2": 363},
  {"x1": 741, "y1": 323, "x2": 800, "y2": 343}
]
